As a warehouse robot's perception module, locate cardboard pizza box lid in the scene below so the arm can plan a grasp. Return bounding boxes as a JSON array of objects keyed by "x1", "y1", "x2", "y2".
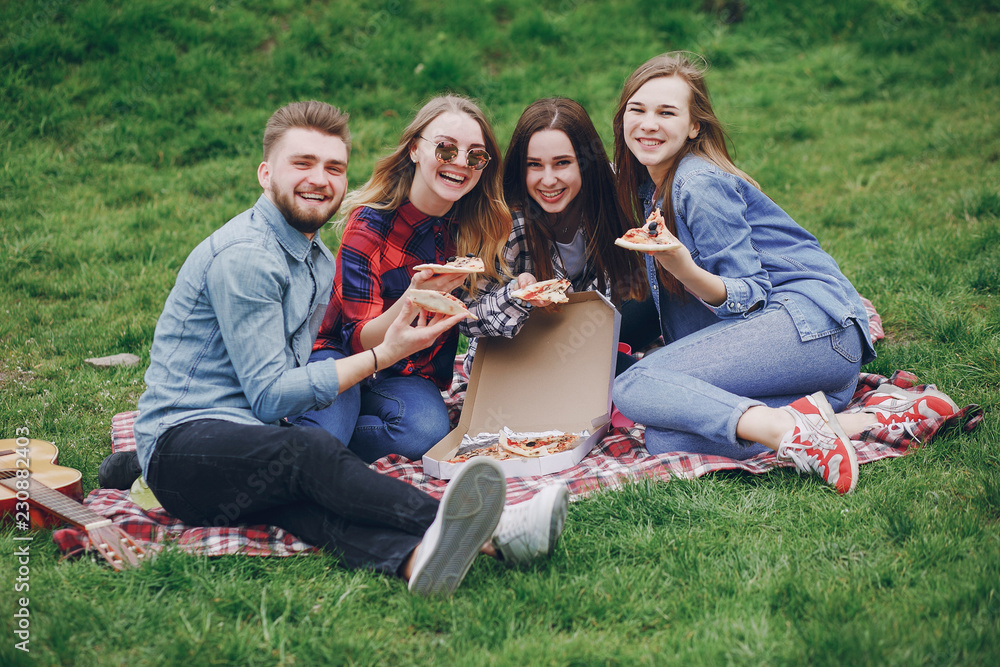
[{"x1": 423, "y1": 290, "x2": 620, "y2": 479}]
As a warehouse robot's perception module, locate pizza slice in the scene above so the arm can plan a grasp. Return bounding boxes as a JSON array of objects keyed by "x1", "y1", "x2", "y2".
[
  {"x1": 407, "y1": 289, "x2": 478, "y2": 320},
  {"x1": 446, "y1": 444, "x2": 518, "y2": 464},
  {"x1": 614, "y1": 208, "x2": 682, "y2": 252},
  {"x1": 498, "y1": 431, "x2": 581, "y2": 458},
  {"x1": 509, "y1": 278, "x2": 572, "y2": 303},
  {"x1": 413, "y1": 254, "x2": 486, "y2": 274}
]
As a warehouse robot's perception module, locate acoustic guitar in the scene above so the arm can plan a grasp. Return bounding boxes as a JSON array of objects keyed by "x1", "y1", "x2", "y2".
[{"x1": 1, "y1": 438, "x2": 150, "y2": 571}]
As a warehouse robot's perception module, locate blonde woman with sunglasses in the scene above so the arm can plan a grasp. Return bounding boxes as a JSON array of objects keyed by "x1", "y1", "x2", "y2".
[{"x1": 292, "y1": 95, "x2": 512, "y2": 464}]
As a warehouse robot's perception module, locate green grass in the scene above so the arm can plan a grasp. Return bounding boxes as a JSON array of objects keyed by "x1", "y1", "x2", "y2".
[{"x1": 1, "y1": 0, "x2": 999, "y2": 664}]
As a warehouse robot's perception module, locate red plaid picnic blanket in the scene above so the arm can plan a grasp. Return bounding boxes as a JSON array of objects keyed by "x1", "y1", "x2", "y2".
[
  {"x1": 53, "y1": 369, "x2": 982, "y2": 561},
  {"x1": 54, "y1": 299, "x2": 983, "y2": 561}
]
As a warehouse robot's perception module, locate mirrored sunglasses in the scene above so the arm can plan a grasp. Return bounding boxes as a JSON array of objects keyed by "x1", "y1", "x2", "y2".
[{"x1": 419, "y1": 137, "x2": 491, "y2": 171}]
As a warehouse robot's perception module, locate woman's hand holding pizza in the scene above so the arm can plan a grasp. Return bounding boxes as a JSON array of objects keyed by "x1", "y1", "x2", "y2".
[
  {"x1": 358, "y1": 270, "x2": 466, "y2": 350},
  {"x1": 513, "y1": 272, "x2": 557, "y2": 308},
  {"x1": 647, "y1": 236, "x2": 728, "y2": 307},
  {"x1": 408, "y1": 268, "x2": 467, "y2": 295},
  {"x1": 647, "y1": 229, "x2": 693, "y2": 275},
  {"x1": 375, "y1": 297, "x2": 466, "y2": 366}
]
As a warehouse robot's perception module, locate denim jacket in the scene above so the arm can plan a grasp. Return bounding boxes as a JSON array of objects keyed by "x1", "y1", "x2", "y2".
[
  {"x1": 644, "y1": 155, "x2": 876, "y2": 362},
  {"x1": 134, "y1": 195, "x2": 341, "y2": 475}
]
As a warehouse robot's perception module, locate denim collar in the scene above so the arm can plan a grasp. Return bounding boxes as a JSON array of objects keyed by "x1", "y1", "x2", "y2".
[
  {"x1": 254, "y1": 194, "x2": 334, "y2": 263},
  {"x1": 639, "y1": 176, "x2": 657, "y2": 215}
]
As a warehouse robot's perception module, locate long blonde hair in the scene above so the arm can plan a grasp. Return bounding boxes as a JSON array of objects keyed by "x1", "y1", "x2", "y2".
[
  {"x1": 612, "y1": 52, "x2": 758, "y2": 299},
  {"x1": 340, "y1": 95, "x2": 511, "y2": 291}
]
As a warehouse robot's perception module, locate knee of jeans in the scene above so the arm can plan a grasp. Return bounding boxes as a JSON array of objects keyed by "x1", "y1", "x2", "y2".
[
  {"x1": 612, "y1": 368, "x2": 641, "y2": 411},
  {"x1": 404, "y1": 411, "x2": 451, "y2": 446}
]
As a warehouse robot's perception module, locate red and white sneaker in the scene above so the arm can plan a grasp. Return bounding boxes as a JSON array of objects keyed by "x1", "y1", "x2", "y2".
[
  {"x1": 848, "y1": 385, "x2": 958, "y2": 425},
  {"x1": 777, "y1": 392, "x2": 859, "y2": 495}
]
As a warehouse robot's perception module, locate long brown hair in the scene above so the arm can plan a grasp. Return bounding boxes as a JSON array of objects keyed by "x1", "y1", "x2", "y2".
[
  {"x1": 612, "y1": 52, "x2": 758, "y2": 299},
  {"x1": 340, "y1": 95, "x2": 510, "y2": 291},
  {"x1": 503, "y1": 98, "x2": 647, "y2": 303}
]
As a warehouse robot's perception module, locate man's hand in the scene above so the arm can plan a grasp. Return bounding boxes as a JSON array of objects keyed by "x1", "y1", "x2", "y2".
[{"x1": 374, "y1": 297, "x2": 465, "y2": 366}]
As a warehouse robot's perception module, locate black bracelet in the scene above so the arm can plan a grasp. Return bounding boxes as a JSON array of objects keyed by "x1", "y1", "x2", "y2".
[{"x1": 371, "y1": 347, "x2": 379, "y2": 373}]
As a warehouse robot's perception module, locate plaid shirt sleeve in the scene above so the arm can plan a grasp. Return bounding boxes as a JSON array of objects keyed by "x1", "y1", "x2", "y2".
[
  {"x1": 328, "y1": 204, "x2": 458, "y2": 388},
  {"x1": 337, "y1": 216, "x2": 388, "y2": 354},
  {"x1": 461, "y1": 210, "x2": 534, "y2": 339}
]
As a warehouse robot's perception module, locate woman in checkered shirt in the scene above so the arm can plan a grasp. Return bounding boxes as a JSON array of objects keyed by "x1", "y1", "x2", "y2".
[{"x1": 462, "y1": 98, "x2": 655, "y2": 380}]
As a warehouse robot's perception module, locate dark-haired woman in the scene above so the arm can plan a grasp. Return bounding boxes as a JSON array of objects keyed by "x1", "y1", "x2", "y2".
[{"x1": 464, "y1": 97, "x2": 654, "y2": 378}]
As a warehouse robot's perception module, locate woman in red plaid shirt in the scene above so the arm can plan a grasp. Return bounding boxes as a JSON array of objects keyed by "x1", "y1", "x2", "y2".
[{"x1": 296, "y1": 95, "x2": 512, "y2": 463}]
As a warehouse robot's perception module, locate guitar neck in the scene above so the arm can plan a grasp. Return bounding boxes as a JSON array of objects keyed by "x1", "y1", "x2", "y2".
[{"x1": 0, "y1": 476, "x2": 110, "y2": 530}]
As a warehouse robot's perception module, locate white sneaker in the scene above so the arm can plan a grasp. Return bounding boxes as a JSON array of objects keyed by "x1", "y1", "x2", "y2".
[
  {"x1": 491, "y1": 483, "x2": 569, "y2": 565},
  {"x1": 408, "y1": 458, "x2": 506, "y2": 596}
]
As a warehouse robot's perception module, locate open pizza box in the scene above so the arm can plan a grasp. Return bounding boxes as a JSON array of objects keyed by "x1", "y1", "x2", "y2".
[{"x1": 423, "y1": 290, "x2": 621, "y2": 479}]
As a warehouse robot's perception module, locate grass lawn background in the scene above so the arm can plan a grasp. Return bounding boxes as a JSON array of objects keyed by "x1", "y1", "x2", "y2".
[{"x1": 1, "y1": 0, "x2": 998, "y2": 664}]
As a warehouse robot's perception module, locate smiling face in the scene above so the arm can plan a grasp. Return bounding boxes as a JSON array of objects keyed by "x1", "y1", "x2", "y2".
[
  {"x1": 524, "y1": 129, "x2": 582, "y2": 215},
  {"x1": 408, "y1": 111, "x2": 486, "y2": 217},
  {"x1": 257, "y1": 127, "x2": 349, "y2": 237},
  {"x1": 622, "y1": 75, "x2": 700, "y2": 184}
]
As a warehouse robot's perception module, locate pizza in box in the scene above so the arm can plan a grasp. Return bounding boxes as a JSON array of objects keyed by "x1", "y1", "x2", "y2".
[{"x1": 446, "y1": 429, "x2": 584, "y2": 463}]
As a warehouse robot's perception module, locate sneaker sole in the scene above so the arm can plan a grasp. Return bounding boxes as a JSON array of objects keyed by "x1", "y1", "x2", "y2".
[
  {"x1": 408, "y1": 458, "x2": 506, "y2": 596},
  {"x1": 810, "y1": 391, "x2": 859, "y2": 494}
]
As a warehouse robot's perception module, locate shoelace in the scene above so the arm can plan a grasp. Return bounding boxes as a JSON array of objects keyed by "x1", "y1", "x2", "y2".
[
  {"x1": 868, "y1": 403, "x2": 924, "y2": 424},
  {"x1": 782, "y1": 446, "x2": 824, "y2": 475},
  {"x1": 886, "y1": 421, "x2": 920, "y2": 439},
  {"x1": 778, "y1": 424, "x2": 838, "y2": 475}
]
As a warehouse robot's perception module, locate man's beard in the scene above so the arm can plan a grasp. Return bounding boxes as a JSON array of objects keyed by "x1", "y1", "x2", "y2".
[{"x1": 271, "y1": 188, "x2": 337, "y2": 235}]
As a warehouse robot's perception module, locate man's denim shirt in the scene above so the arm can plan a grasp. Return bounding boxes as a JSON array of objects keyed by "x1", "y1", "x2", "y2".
[
  {"x1": 644, "y1": 155, "x2": 876, "y2": 363},
  {"x1": 134, "y1": 195, "x2": 339, "y2": 475}
]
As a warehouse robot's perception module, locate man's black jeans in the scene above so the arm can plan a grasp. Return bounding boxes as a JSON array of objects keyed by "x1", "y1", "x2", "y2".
[{"x1": 146, "y1": 419, "x2": 439, "y2": 574}]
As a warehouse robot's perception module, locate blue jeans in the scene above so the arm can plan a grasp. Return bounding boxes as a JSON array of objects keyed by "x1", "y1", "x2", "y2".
[
  {"x1": 145, "y1": 419, "x2": 438, "y2": 574},
  {"x1": 616, "y1": 295, "x2": 663, "y2": 376},
  {"x1": 296, "y1": 347, "x2": 451, "y2": 463},
  {"x1": 612, "y1": 304, "x2": 864, "y2": 459},
  {"x1": 350, "y1": 374, "x2": 451, "y2": 464},
  {"x1": 288, "y1": 349, "x2": 361, "y2": 446}
]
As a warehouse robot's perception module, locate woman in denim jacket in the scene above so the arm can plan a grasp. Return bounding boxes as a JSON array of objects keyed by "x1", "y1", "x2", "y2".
[{"x1": 609, "y1": 53, "x2": 890, "y2": 494}]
